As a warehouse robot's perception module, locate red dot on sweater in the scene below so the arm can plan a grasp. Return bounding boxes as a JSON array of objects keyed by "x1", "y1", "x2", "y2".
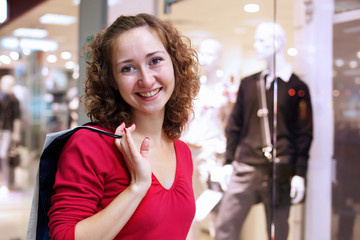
[{"x1": 288, "y1": 88, "x2": 296, "y2": 96}]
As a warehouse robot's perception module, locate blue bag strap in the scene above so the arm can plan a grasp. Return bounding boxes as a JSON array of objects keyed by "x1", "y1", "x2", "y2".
[{"x1": 35, "y1": 124, "x2": 121, "y2": 240}]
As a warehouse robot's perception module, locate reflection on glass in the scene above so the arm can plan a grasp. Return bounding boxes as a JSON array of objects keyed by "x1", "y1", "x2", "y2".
[{"x1": 332, "y1": 17, "x2": 360, "y2": 240}]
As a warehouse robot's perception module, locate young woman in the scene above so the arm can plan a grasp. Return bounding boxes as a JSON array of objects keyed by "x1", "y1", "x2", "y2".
[{"x1": 48, "y1": 13, "x2": 200, "y2": 240}]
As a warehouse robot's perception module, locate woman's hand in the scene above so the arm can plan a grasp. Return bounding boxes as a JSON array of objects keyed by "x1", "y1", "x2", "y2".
[
  {"x1": 115, "y1": 123, "x2": 152, "y2": 192},
  {"x1": 73, "y1": 123, "x2": 152, "y2": 240}
]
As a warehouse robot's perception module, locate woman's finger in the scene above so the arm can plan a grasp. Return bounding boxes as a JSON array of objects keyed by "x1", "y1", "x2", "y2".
[
  {"x1": 140, "y1": 137, "x2": 150, "y2": 161},
  {"x1": 114, "y1": 122, "x2": 125, "y2": 149}
]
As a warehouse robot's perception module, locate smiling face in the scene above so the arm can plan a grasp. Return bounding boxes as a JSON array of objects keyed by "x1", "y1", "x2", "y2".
[{"x1": 112, "y1": 26, "x2": 175, "y2": 118}]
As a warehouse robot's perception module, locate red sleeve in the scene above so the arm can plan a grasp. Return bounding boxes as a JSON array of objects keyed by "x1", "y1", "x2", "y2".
[{"x1": 48, "y1": 128, "x2": 119, "y2": 240}]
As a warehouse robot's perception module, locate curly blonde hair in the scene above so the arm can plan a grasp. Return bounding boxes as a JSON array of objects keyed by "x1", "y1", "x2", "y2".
[{"x1": 82, "y1": 13, "x2": 199, "y2": 140}]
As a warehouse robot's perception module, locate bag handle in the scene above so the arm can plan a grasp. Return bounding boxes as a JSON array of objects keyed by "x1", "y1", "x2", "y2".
[{"x1": 75, "y1": 125, "x2": 122, "y2": 139}]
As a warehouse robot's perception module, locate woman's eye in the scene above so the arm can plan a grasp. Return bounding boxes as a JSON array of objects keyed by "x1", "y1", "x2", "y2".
[
  {"x1": 121, "y1": 65, "x2": 135, "y2": 73},
  {"x1": 150, "y1": 57, "x2": 162, "y2": 65}
]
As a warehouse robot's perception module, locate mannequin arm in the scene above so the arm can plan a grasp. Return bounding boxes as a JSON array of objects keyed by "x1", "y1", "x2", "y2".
[
  {"x1": 290, "y1": 175, "x2": 305, "y2": 204},
  {"x1": 12, "y1": 119, "x2": 21, "y2": 143}
]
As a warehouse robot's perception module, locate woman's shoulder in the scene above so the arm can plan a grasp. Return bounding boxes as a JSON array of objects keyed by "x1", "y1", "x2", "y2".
[
  {"x1": 174, "y1": 138, "x2": 189, "y2": 147},
  {"x1": 58, "y1": 124, "x2": 122, "y2": 171},
  {"x1": 174, "y1": 139, "x2": 191, "y2": 155},
  {"x1": 70, "y1": 124, "x2": 114, "y2": 141},
  {"x1": 63, "y1": 124, "x2": 117, "y2": 154}
]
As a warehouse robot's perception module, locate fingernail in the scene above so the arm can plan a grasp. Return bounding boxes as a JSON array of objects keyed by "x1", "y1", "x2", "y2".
[
  {"x1": 121, "y1": 122, "x2": 125, "y2": 127},
  {"x1": 130, "y1": 123, "x2": 135, "y2": 127},
  {"x1": 124, "y1": 128, "x2": 127, "y2": 133}
]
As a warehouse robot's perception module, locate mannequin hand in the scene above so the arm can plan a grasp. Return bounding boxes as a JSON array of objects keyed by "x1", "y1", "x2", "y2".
[
  {"x1": 12, "y1": 132, "x2": 21, "y2": 143},
  {"x1": 290, "y1": 175, "x2": 305, "y2": 204},
  {"x1": 115, "y1": 123, "x2": 152, "y2": 191},
  {"x1": 220, "y1": 164, "x2": 233, "y2": 191},
  {"x1": 209, "y1": 164, "x2": 233, "y2": 191}
]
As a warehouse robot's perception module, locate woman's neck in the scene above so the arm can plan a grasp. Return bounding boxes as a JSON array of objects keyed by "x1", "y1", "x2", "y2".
[{"x1": 132, "y1": 110, "x2": 169, "y2": 146}]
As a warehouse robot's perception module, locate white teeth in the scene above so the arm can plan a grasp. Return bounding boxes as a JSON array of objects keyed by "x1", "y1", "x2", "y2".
[{"x1": 138, "y1": 89, "x2": 160, "y2": 97}]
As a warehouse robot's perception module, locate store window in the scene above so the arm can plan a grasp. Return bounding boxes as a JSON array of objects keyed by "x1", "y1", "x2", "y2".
[
  {"x1": 332, "y1": 2, "x2": 360, "y2": 239},
  {"x1": 1, "y1": 0, "x2": 359, "y2": 239},
  {"x1": 158, "y1": 0, "x2": 356, "y2": 240}
]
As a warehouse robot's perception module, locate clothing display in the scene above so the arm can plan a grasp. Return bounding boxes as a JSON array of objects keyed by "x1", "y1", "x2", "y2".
[
  {"x1": 225, "y1": 72, "x2": 313, "y2": 175},
  {"x1": 215, "y1": 71, "x2": 313, "y2": 240},
  {"x1": 0, "y1": 93, "x2": 21, "y2": 131},
  {"x1": 48, "y1": 125, "x2": 195, "y2": 240},
  {"x1": 0, "y1": 92, "x2": 21, "y2": 189},
  {"x1": 182, "y1": 81, "x2": 228, "y2": 187}
]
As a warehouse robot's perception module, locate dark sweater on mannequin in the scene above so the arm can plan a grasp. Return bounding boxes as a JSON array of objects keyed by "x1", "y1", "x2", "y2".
[
  {"x1": 0, "y1": 93, "x2": 21, "y2": 131},
  {"x1": 225, "y1": 71, "x2": 313, "y2": 178}
]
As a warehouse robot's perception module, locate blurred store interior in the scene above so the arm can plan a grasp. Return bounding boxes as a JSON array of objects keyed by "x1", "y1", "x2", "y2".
[{"x1": 1, "y1": 0, "x2": 360, "y2": 239}]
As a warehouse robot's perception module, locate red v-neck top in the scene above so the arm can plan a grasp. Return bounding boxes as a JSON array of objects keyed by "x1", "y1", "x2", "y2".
[{"x1": 48, "y1": 126, "x2": 195, "y2": 240}]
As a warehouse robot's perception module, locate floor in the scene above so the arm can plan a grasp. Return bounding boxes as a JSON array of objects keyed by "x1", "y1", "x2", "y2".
[{"x1": 0, "y1": 186, "x2": 33, "y2": 240}]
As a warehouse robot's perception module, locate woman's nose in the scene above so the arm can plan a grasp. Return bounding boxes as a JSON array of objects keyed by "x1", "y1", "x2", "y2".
[{"x1": 138, "y1": 68, "x2": 155, "y2": 88}]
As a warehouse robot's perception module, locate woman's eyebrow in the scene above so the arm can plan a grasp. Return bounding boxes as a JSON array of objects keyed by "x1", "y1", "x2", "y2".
[{"x1": 116, "y1": 50, "x2": 166, "y2": 66}]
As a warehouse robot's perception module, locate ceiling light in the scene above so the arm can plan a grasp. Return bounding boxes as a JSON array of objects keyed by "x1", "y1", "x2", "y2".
[
  {"x1": 72, "y1": 71, "x2": 79, "y2": 79},
  {"x1": 349, "y1": 60, "x2": 358, "y2": 69},
  {"x1": 10, "y1": 51, "x2": 19, "y2": 61},
  {"x1": 0, "y1": 55, "x2": 11, "y2": 64},
  {"x1": 22, "y1": 48, "x2": 31, "y2": 55},
  {"x1": 334, "y1": 59, "x2": 344, "y2": 67},
  {"x1": 47, "y1": 54, "x2": 57, "y2": 63},
  {"x1": 357, "y1": 51, "x2": 360, "y2": 59},
  {"x1": 65, "y1": 61, "x2": 75, "y2": 69},
  {"x1": 20, "y1": 39, "x2": 58, "y2": 51},
  {"x1": 0, "y1": 0, "x2": 8, "y2": 24},
  {"x1": 108, "y1": 0, "x2": 121, "y2": 6},
  {"x1": 39, "y1": 14, "x2": 76, "y2": 25},
  {"x1": 1, "y1": 37, "x2": 19, "y2": 49},
  {"x1": 13, "y1": 28, "x2": 48, "y2": 38},
  {"x1": 61, "y1": 51, "x2": 72, "y2": 60},
  {"x1": 244, "y1": 4, "x2": 260, "y2": 13}
]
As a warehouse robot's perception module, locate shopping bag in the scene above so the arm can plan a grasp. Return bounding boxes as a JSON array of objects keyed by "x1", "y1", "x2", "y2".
[{"x1": 26, "y1": 124, "x2": 121, "y2": 240}]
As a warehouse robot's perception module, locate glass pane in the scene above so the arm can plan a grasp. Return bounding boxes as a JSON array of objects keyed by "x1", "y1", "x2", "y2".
[
  {"x1": 159, "y1": 1, "x2": 306, "y2": 240},
  {"x1": 332, "y1": 16, "x2": 360, "y2": 240}
]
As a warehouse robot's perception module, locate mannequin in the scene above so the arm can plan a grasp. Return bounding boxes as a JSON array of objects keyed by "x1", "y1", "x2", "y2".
[
  {"x1": 0, "y1": 75, "x2": 21, "y2": 194},
  {"x1": 254, "y1": 22, "x2": 305, "y2": 204},
  {"x1": 182, "y1": 39, "x2": 229, "y2": 239},
  {"x1": 215, "y1": 22, "x2": 313, "y2": 240},
  {"x1": 182, "y1": 38, "x2": 228, "y2": 190}
]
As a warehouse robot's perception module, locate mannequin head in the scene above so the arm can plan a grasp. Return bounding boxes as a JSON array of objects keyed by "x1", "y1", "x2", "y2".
[
  {"x1": 253, "y1": 22, "x2": 286, "y2": 61},
  {"x1": 198, "y1": 38, "x2": 222, "y2": 72},
  {"x1": 0, "y1": 75, "x2": 16, "y2": 94}
]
